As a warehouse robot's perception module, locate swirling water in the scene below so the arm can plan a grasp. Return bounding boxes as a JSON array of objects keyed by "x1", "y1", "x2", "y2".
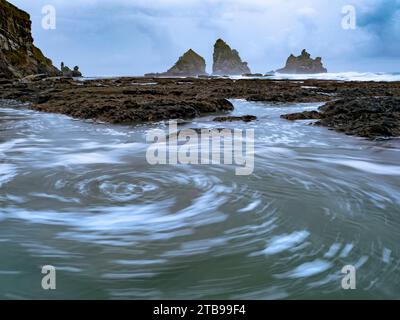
[{"x1": 1, "y1": 99, "x2": 400, "y2": 299}]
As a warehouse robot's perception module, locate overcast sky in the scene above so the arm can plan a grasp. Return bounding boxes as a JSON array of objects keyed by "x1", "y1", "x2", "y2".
[{"x1": 9, "y1": 0, "x2": 400, "y2": 76}]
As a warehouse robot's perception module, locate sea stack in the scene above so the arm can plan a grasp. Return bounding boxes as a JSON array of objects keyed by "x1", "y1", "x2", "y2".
[
  {"x1": 277, "y1": 49, "x2": 327, "y2": 74},
  {"x1": 61, "y1": 62, "x2": 82, "y2": 77},
  {"x1": 146, "y1": 49, "x2": 207, "y2": 77},
  {"x1": 0, "y1": 0, "x2": 59, "y2": 78},
  {"x1": 166, "y1": 49, "x2": 207, "y2": 76},
  {"x1": 212, "y1": 39, "x2": 251, "y2": 76}
]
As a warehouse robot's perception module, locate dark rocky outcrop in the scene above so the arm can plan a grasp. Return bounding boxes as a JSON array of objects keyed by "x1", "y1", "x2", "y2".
[
  {"x1": 61, "y1": 62, "x2": 82, "y2": 77},
  {"x1": 213, "y1": 39, "x2": 251, "y2": 75},
  {"x1": 281, "y1": 97, "x2": 400, "y2": 138},
  {"x1": 281, "y1": 110, "x2": 321, "y2": 121},
  {"x1": 31, "y1": 95, "x2": 234, "y2": 124},
  {"x1": 317, "y1": 97, "x2": 400, "y2": 138},
  {"x1": 145, "y1": 49, "x2": 207, "y2": 77},
  {"x1": 213, "y1": 115, "x2": 257, "y2": 122},
  {"x1": 0, "y1": 0, "x2": 59, "y2": 78},
  {"x1": 277, "y1": 49, "x2": 327, "y2": 74}
]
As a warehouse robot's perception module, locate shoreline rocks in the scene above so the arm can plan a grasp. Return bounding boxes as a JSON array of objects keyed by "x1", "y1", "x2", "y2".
[
  {"x1": 277, "y1": 49, "x2": 327, "y2": 74},
  {"x1": 281, "y1": 97, "x2": 400, "y2": 138},
  {"x1": 1, "y1": 76, "x2": 399, "y2": 139},
  {"x1": 317, "y1": 97, "x2": 400, "y2": 138},
  {"x1": 32, "y1": 96, "x2": 234, "y2": 124}
]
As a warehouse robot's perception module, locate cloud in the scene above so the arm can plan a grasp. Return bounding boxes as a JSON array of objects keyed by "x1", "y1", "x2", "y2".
[
  {"x1": 7, "y1": 0, "x2": 400, "y2": 75},
  {"x1": 357, "y1": 0, "x2": 400, "y2": 58}
]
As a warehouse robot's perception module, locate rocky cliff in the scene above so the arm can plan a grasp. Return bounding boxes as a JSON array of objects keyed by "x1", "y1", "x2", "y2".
[
  {"x1": 212, "y1": 39, "x2": 251, "y2": 75},
  {"x1": 0, "y1": 0, "x2": 59, "y2": 78},
  {"x1": 277, "y1": 49, "x2": 327, "y2": 74}
]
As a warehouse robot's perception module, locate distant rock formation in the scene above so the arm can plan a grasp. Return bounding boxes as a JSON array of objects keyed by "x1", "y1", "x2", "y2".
[
  {"x1": 212, "y1": 39, "x2": 251, "y2": 75},
  {"x1": 277, "y1": 49, "x2": 327, "y2": 74},
  {"x1": 0, "y1": 0, "x2": 59, "y2": 78},
  {"x1": 145, "y1": 49, "x2": 207, "y2": 77},
  {"x1": 242, "y1": 73, "x2": 264, "y2": 77},
  {"x1": 165, "y1": 49, "x2": 207, "y2": 76},
  {"x1": 61, "y1": 62, "x2": 82, "y2": 77}
]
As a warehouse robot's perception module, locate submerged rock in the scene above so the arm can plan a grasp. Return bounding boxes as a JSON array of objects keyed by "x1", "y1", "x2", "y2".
[
  {"x1": 277, "y1": 49, "x2": 327, "y2": 74},
  {"x1": 0, "y1": 0, "x2": 59, "y2": 78},
  {"x1": 213, "y1": 39, "x2": 251, "y2": 75},
  {"x1": 213, "y1": 115, "x2": 257, "y2": 122},
  {"x1": 145, "y1": 49, "x2": 207, "y2": 77}
]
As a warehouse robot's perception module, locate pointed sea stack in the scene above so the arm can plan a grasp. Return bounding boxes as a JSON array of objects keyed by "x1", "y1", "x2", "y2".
[
  {"x1": 212, "y1": 39, "x2": 251, "y2": 76},
  {"x1": 277, "y1": 49, "x2": 327, "y2": 74},
  {"x1": 0, "y1": 0, "x2": 59, "y2": 78},
  {"x1": 166, "y1": 49, "x2": 207, "y2": 76},
  {"x1": 146, "y1": 49, "x2": 207, "y2": 77}
]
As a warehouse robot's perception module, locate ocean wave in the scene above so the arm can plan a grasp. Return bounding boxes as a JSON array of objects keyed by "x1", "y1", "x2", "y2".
[{"x1": 237, "y1": 72, "x2": 400, "y2": 82}]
